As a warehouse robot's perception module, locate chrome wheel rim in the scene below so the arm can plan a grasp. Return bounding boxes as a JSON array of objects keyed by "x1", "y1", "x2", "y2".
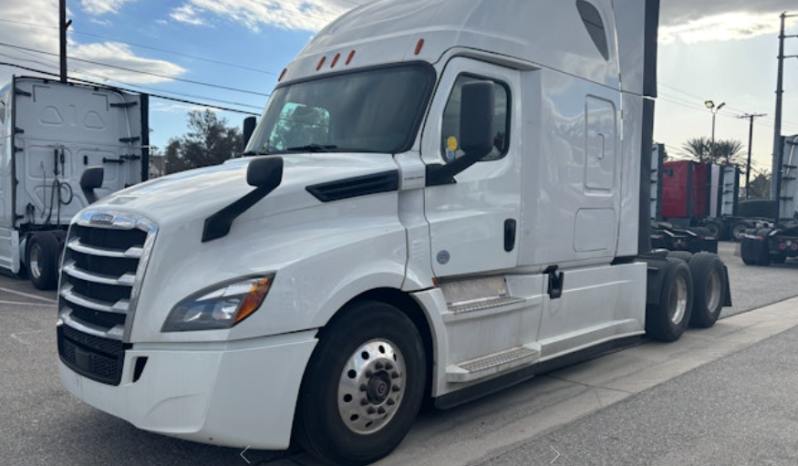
[
  {"x1": 338, "y1": 339, "x2": 406, "y2": 435},
  {"x1": 29, "y1": 244, "x2": 42, "y2": 280},
  {"x1": 706, "y1": 269, "x2": 722, "y2": 313},
  {"x1": 669, "y1": 275, "x2": 688, "y2": 325}
]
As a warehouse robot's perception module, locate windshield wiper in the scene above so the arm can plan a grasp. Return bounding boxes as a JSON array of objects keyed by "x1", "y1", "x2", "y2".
[
  {"x1": 242, "y1": 150, "x2": 272, "y2": 156},
  {"x1": 285, "y1": 144, "x2": 337, "y2": 153}
]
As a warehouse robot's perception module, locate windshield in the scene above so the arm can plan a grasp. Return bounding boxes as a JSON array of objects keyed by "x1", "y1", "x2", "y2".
[{"x1": 246, "y1": 64, "x2": 435, "y2": 155}]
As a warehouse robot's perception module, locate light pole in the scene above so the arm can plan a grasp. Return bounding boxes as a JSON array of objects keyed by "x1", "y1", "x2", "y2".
[
  {"x1": 737, "y1": 113, "x2": 767, "y2": 198},
  {"x1": 705, "y1": 100, "x2": 725, "y2": 162}
]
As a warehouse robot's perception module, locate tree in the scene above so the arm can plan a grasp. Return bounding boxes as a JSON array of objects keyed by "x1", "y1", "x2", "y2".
[
  {"x1": 165, "y1": 110, "x2": 242, "y2": 174},
  {"x1": 747, "y1": 169, "x2": 772, "y2": 199},
  {"x1": 681, "y1": 137, "x2": 744, "y2": 165}
]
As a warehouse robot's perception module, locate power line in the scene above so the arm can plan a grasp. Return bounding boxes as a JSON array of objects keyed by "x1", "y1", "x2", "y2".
[
  {"x1": 0, "y1": 41, "x2": 271, "y2": 97},
  {"x1": 1, "y1": 48, "x2": 265, "y2": 111},
  {"x1": 0, "y1": 61, "x2": 260, "y2": 116}
]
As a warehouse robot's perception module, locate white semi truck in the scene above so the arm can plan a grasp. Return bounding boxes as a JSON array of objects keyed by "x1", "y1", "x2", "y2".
[
  {"x1": 0, "y1": 76, "x2": 148, "y2": 289},
  {"x1": 56, "y1": 1, "x2": 731, "y2": 465}
]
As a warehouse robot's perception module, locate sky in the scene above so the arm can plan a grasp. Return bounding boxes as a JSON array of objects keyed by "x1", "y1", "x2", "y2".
[{"x1": 0, "y1": 0, "x2": 796, "y2": 177}]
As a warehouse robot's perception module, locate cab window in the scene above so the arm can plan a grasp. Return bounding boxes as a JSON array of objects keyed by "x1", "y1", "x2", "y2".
[{"x1": 440, "y1": 75, "x2": 510, "y2": 163}]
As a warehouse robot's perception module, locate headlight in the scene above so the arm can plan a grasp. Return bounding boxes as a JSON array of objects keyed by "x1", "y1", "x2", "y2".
[{"x1": 162, "y1": 275, "x2": 275, "y2": 332}]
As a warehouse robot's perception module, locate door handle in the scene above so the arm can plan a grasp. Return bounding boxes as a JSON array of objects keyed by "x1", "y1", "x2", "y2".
[
  {"x1": 545, "y1": 265, "x2": 565, "y2": 300},
  {"x1": 504, "y1": 219, "x2": 516, "y2": 252}
]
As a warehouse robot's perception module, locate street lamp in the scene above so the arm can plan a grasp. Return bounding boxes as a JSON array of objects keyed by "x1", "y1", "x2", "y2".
[{"x1": 705, "y1": 100, "x2": 726, "y2": 161}]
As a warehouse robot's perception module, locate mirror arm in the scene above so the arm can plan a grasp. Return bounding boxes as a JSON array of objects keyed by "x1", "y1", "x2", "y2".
[{"x1": 426, "y1": 152, "x2": 482, "y2": 186}]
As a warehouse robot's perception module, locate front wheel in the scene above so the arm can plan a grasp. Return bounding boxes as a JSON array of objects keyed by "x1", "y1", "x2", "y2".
[
  {"x1": 294, "y1": 301, "x2": 426, "y2": 466},
  {"x1": 26, "y1": 232, "x2": 60, "y2": 290}
]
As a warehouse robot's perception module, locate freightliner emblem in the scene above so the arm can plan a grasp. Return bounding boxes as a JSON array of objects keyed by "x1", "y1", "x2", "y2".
[{"x1": 90, "y1": 213, "x2": 115, "y2": 225}]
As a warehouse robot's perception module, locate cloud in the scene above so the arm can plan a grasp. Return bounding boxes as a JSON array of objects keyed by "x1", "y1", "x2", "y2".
[
  {"x1": 70, "y1": 42, "x2": 187, "y2": 84},
  {"x1": 169, "y1": 0, "x2": 360, "y2": 32},
  {"x1": 80, "y1": 0, "x2": 138, "y2": 15},
  {"x1": 660, "y1": 0, "x2": 797, "y2": 43},
  {"x1": 0, "y1": 0, "x2": 61, "y2": 85},
  {"x1": 152, "y1": 102, "x2": 219, "y2": 114}
]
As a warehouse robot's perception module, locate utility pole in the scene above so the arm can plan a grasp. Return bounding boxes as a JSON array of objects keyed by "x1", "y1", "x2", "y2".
[
  {"x1": 771, "y1": 11, "x2": 798, "y2": 198},
  {"x1": 738, "y1": 113, "x2": 767, "y2": 198},
  {"x1": 59, "y1": 0, "x2": 72, "y2": 83}
]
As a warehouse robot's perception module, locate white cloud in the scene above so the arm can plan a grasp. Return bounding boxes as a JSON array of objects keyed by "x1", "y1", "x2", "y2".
[
  {"x1": 170, "y1": 4, "x2": 208, "y2": 27},
  {"x1": 660, "y1": 12, "x2": 789, "y2": 44},
  {"x1": 152, "y1": 102, "x2": 219, "y2": 114},
  {"x1": 0, "y1": 0, "x2": 61, "y2": 85},
  {"x1": 169, "y1": 0, "x2": 360, "y2": 32},
  {"x1": 660, "y1": 1, "x2": 797, "y2": 43},
  {"x1": 80, "y1": 0, "x2": 138, "y2": 15},
  {"x1": 70, "y1": 42, "x2": 187, "y2": 84}
]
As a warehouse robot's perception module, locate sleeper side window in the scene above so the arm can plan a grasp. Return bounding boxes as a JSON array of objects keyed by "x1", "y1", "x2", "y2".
[
  {"x1": 440, "y1": 75, "x2": 510, "y2": 163},
  {"x1": 577, "y1": 0, "x2": 610, "y2": 61}
]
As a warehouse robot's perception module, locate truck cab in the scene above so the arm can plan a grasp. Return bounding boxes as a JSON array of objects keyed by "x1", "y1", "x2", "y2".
[{"x1": 56, "y1": 1, "x2": 729, "y2": 465}]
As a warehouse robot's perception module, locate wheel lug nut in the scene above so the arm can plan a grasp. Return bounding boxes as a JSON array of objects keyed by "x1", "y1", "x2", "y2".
[
  {"x1": 361, "y1": 398, "x2": 369, "y2": 406},
  {"x1": 392, "y1": 385, "x2": 400, "y2": 392},
  {"x1": 367, "y1": 407, "x2": 376, "y2": 415},
  {"x1": 387, "y1": 398, "x2": 395, "y2": 406},
  {"x1": 365, "y1": 370, "x2": 373, "y2": 378},
  {"x1": 378, "y1": 407, "x2": 386, "y2": 414},
  {"x1": 385, "y1": 363, "x2": 393, "y2": 370},
  {"x1": 375, "y1": 362, "x2": 384, "y2": 370},
  {"x1": 360, "y1": 384, "x2": 368, "y2": 392},
  {"x1": 391, "y1": 372, "x2": 399, "y2": 379}
]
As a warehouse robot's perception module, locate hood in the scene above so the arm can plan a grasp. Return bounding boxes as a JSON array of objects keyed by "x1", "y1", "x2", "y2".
[{"x1": 88, "y1": 153, "x2": 399, "y2": 227}]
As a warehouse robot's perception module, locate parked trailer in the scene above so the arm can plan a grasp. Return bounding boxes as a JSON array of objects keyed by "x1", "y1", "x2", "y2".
[
  {"x1": 56, "y1": 1, "x2": 731, "y2": 465},
  {"x1": 0, "y1": 76, "x2": 148, "y2": 289},
  {"x1": 649, "y1": 145, "x2": 719, "y2": 253},
  {"x1": 740, "y1": 135, "x2": 798, "y2": 266},
  {"x1": 649, "y1": 144, "x2": 771, "y2": 241}
]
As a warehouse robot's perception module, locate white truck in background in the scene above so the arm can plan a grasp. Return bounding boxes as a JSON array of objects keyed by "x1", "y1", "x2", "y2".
[
  {"x1": 0, "y1": 76, "x2": 148, "y2": 289},
  {"x1": 57, "y1": 1, "x2": 731, "y2": 465}
]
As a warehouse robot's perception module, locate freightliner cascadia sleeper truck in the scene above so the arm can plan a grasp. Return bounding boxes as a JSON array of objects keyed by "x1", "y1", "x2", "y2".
[{"x1": 56, "y1": 1, "x2": 731, "y2": 465}]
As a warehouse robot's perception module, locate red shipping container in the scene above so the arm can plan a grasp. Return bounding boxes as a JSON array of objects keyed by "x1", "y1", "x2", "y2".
[{"x1": 661, "y1": 161, "x2": 709, "y2": 219}]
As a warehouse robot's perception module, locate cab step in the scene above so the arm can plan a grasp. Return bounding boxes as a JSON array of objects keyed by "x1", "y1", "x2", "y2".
[{"x1": 446, "y1": 345, "x2": 540, "y2": 383}]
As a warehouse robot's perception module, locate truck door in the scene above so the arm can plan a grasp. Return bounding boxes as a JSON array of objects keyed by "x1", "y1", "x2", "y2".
[{"x1": 421, "y1": 58, "x2": 521, "y2": 278}]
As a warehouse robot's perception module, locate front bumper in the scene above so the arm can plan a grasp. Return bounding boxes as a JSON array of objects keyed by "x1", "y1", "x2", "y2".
[{"x1": 59, "y1": 330, "x2": 317, "y2": 450}]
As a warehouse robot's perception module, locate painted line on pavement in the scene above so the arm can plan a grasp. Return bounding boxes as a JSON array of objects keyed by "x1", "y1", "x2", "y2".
[{"x1": 0, "y1": 286, "x2": 57, "y2": 304}]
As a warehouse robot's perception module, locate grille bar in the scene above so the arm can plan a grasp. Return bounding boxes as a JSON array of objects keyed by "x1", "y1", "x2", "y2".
[
  {"x1": 68, "y1": 238, "x2": 143, "y2": 259},
  {"x1": 61, "y1": 284, "x2": 130, "y2": 314},
  {"x1": 63, "y1": 261, "x2": 136, "y2": 286}
]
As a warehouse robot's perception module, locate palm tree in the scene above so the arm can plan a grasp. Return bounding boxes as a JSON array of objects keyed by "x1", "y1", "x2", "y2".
[
  {"x1": 682, "y1": 137, "x2": 713, "y2": 163},
  {"x1": 682, "y1": 137, "x2": 745, "y2": 165},
  {"x1": 712, "y1": 139, "x2": 745, "y2": 165}
]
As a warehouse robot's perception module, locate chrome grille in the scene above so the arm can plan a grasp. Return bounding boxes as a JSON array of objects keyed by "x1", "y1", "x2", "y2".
[{"x1": 57, "y1": 210, "x2": 157, "y2": 386}]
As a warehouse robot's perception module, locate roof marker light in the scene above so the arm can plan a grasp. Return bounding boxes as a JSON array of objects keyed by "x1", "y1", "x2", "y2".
[
  {"x1": 346, "y1": 50, "x2": 356, "y2": 65},
  {"x1": 331, "y1": 53, "x2": 341, "y2": 68},
  {"x1": 415, "y1": 38, "x2": 425, "y2": 55},
  {"x1": 316, "y1": 56, "x2": 326, "y2": 71},
  {"x1": 278, "y1": 68, "x2": 287, "y2": 82}
]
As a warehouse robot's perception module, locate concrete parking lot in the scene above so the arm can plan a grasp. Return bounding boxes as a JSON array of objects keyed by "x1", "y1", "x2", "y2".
[{"x1": 0, "y1": 243, "x2": 796, "y2": 466}]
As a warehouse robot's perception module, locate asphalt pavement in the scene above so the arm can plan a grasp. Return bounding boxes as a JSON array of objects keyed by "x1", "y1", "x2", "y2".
[{"x1": 0, "y1": 243, "x2": 797, "y2": 466}]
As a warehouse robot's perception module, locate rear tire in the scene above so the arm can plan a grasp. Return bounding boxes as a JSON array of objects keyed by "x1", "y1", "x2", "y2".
[
  {"x1": 703, "y1": 220, "x2": 723, "y2": 239},
  {"x1": 687, "y1": 253, "x2": 726, "y2": 329},
  {"x1": 26, "y1": 232, "x2": 59, "y2": 290},
  {"x1": 731, "y1": 222, "x2": 750, "y2": 241},
  {"x1": 294, "y1": 301, "x2": 426, "y2": 466},
  {"x1": 646, "y1": 258, "x2": 693, "y2": 342}
]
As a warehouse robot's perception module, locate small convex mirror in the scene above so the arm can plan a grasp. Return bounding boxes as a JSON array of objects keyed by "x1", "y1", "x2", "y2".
[{"x1": 247, "y1": 156, "x2": 284, "y2": 189}]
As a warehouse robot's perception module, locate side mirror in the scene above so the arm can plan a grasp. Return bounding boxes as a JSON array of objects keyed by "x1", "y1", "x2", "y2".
[
  {"x1": 426, "y1": 81, "x2": 495, "y2": 186},
  {"x1": 80, "y1": 166, "x2": 104, "y2": 204},
  {"x1": 242, "y1": 116, "x2": 257, "y2": 151},
  {"x1": 247, "y1": 156, "x2": 284, "y2": 189},
  {"x1": 459, "y1": 81, "x2": 495, "y2": 159}
]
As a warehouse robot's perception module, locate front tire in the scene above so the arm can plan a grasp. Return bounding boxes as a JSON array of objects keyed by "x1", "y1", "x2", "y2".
[
  {"x1": 294, "y1": 301, "x2": 426, "y2": 466},
  {"x1": 26, "y1": 232, "x2": 59, "y2": 290}
]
